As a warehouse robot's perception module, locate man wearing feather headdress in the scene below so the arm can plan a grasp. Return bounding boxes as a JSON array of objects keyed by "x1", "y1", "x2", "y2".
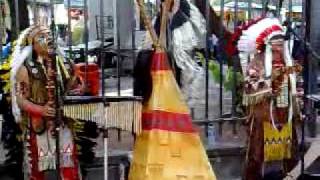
[
  {"x1": 11, "y1": 26, "x2": 81, "y2": 180},
  {"x1": 236, "y1": 16, "x2": 302, "y2": 179}
]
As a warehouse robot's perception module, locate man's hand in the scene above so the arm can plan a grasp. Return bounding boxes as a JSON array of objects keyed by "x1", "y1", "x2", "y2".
[
  {"x1": 30, "y1": 102, "x2": 55, "y2": 134},
  {"x1": 68, "y1": 87, "x2": 84, "y2": 95},
  {"x1": 43, "y1": 103, "x2": 56, "y2": 136},
  {"x1": 42, "y1": 103, "x2": 56, "y2": 117}
]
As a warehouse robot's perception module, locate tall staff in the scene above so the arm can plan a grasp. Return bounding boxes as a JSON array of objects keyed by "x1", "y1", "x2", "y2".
[{"x1": 48, "y1": 0, "x2": 62, "y2": 179}]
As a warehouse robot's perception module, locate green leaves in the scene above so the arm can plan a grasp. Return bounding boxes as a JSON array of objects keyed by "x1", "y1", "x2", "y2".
[
  {"x1": 224, "y1": 67, "x2": 243, "y2": 91},
  {"x1": 196, "y1": 52, "x2": 243, "y2": 91}
]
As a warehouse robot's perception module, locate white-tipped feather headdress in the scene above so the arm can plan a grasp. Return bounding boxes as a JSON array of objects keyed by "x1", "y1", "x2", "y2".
[
  {"x1": 237, "y1": 17, "x2": 295, "y2": 79},
  {"x1": 237, "y1": 17, "x2": 283, "y2": 75},
  {"x1": 237, "y1": 17, "x2": 297, "y2": 129},
  {"x1": 11, "y1": 27, "x2": 35, "y2": 122}
]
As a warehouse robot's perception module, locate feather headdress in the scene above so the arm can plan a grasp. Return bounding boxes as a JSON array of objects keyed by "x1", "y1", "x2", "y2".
[
  {"x1": 236, "y1": 17, "x2": 295, "y2": 78},
  {"x1": 238, "y1": 17, "x2": 296, "y2": 92},
  {"x1": 237, "y1": 18, "x2": 283, "y2": 53},
  {"x1": 11, "y1": 27, "x2": 35, "y2": 122},
  {"x1": 225, "y1": 16, "x2": 265, "y2": 57},
  {"x1": 238, "y1": 17, "x2": 297, "y2": 129}
]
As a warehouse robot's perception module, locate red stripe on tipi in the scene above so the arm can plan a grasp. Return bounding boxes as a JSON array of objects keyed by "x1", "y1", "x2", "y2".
[
  {"x1": 151, "y1": 52, "x2": 171, "y2": 71},
  {"x1": 145, "y1": 51, "x2": 196, "y2": 133},
  {"x1": 142, "y1": 111, "x2": 195, "y2": 133}
]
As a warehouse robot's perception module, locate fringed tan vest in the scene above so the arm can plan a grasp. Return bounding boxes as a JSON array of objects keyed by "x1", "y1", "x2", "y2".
[{"x1": 23, "y1": 58, "x2": 75, "y2": 172}]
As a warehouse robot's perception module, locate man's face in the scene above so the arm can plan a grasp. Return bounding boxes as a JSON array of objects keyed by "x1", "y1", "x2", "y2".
[
  {"x1": 270, "y1": 39, "x2": 284, "y2": 53},
  {"x1": 70, "y1": 8, "x2": 81, "y2": 20},
  {"x1": 33, "y1": 30, "x2": 53, "y2": 57},
  {"x1": 270, "y1": 39, "x2": 285, "y2": 64}
]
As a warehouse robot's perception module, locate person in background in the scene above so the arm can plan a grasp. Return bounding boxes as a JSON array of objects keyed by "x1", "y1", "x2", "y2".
[{"x1": 69, "y1": 8, "x2": 84, "y2": 46}]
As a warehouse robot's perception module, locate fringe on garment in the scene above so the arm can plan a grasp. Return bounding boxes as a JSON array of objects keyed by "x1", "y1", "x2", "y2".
[
  {"x1": 38, "y1": 154, "x2": 56, "y2": 171},
  {"x1": 38, "y1": 153, "x2": 74, "y2": 171},
  {"x1": 24, "y1": 133, "x2": 32, "y2": 176},
  {"x1": 63, "y1": 103, "x2": 105, "y2": 126},
  {"x1": 64, "y1": 101, "x2": 143, "y2": 135},
  {"x1": 242, "y1": 89, "x2": 272, "y2": 106},
  {"x1": 105, "y1": 101, "x2": 142, "y2": 135}
]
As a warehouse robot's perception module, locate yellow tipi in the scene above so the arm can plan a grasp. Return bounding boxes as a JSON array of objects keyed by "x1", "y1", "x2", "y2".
[
  {"x1": 129, "y1": 51, "x2": 216, "y2": 180},
  {"x1": 130, "y1": 0, "x2": 216, "y2": 179}
]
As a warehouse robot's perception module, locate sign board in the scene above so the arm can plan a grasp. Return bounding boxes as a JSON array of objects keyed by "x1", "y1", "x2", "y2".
[
  {"x1": 27, "y1": 0, "x2": 63, "y2": 4},
  {"x1": 64, "y1": 0, "x2": 83, "y2": 7}
]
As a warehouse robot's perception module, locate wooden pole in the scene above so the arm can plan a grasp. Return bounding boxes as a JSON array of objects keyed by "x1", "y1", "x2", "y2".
[
  {"x1": 49, "y1": 1, "x2": 61, "y2": 179},
  {"x1": 136, "y1": 0, "x2": 159, "y2": 47},
  {"x1": 158, "y1": 0, "x2": 171, "y2": 49}
]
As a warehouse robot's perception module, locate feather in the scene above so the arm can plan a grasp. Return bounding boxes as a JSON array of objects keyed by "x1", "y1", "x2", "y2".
[
  {"x1": 264, "y1": 44, "x2": 272, "y2": 78},
  {"x1": 11, "y1": 45, "x2": 32, "y2": 123},
  {"x1": 284, "y1": 40, "x2": 297, "y2": 95},
  {"x1": 9, "y1": 27, "x2": 34, "y2": 123}
]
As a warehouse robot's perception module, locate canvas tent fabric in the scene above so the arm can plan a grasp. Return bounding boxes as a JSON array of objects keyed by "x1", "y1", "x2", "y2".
[{"x1": 129, "y1": 51, "x2": 216, "y2": 180}]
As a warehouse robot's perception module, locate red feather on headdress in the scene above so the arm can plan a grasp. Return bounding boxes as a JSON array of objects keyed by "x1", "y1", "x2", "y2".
[{"x1": 225, "y1": 16, "x2": 265, "y2": 57}]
